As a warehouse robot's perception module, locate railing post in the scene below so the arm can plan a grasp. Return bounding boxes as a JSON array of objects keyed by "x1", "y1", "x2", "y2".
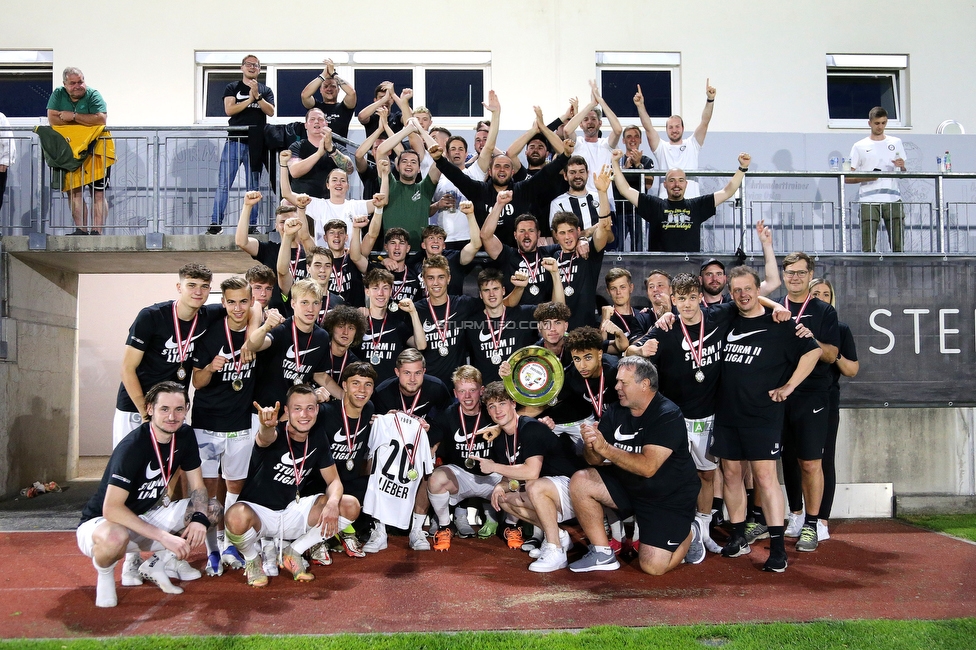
[
  {"x1": 838, "y1": 173, "x2": 848, "y2": 253},
  {"x1": 935, "y1": 173, "x2": 946, "y2": 254},
  {"x1": 738, "y1": 175, "x2": 747, "y2": 255}
]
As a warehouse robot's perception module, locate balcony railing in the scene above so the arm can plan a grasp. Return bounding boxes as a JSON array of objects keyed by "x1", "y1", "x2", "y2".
[{"x1": 2, "y1": 126, "x2": 975, "y2": 255}]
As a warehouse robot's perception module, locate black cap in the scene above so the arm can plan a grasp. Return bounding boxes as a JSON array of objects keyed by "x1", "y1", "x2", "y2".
[{"x1": 700, "y1": 258, "x2": 725, "y2": 274}]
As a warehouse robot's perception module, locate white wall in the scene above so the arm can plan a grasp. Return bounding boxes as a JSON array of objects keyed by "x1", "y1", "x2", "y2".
[{"x1": 4, "y1": 0, "x2": 975, "y2": 133}]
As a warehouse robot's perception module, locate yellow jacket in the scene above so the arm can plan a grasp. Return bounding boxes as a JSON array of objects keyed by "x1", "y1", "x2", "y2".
[{"x1": 52, "y1": 124, "x2": 116, "y2": 192}]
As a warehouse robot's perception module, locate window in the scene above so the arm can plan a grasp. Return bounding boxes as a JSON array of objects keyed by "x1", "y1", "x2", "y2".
[
  {"x1": 597, "y1": 52, "x2": 680, "y2": 123},
  {"x1": 0, "y1": 50, "x2": 53, "y2": 118},
  {"x1": 826, "y1": 54, "x2": 908, "y2": 128},
  {"x1": 196, "y1": 52, "x2": 490, "y2": 126}
]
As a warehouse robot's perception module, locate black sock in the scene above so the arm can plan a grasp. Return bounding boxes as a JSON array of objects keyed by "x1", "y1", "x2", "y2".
[
  {"x1": 711, "y1": 497, "x2": 724, "y2": 513},
  {"x1": 805, "y1": 513, "x2": 819, "y2": 528},
  {"x1": 752, "y1": 507, "x2": 766, "y2": 525},
  {"x1": 768, "y1": 526, "x2": 785, "y2": 553},
  {"x1": 745, "y1": 489, "x2": 755, "y2": 515},
  {"x1": 732, "y1": 521, "x2": 746, "y2": 540}
]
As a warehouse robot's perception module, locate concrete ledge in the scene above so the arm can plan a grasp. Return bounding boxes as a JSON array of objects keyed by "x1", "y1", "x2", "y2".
[{"x1": 895, "y1": 494, "x2": 976, "y2": 515}]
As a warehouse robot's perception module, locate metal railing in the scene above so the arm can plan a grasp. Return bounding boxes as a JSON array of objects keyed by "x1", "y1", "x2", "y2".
[{"x1": 2, "y1": 126, "x2": 976, "y2": 255}]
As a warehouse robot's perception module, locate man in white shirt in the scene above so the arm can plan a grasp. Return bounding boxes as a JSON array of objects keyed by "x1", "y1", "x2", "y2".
[
  {"x1": 846, "y1": 106, "x2": 907, "y2": 252},
  {"x1": 563, "y1": 80, "x2": 622, "y2": 204},
  {"x1": 636, "y1": 79, "x2": 716, "y2": 199}
]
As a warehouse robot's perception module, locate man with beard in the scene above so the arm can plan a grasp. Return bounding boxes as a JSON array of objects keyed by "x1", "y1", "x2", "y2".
[
  {"x1": 299, "y1": 59, "x2": 357, "y2": 138},
  {"x1": 699, "y1": 221, "x2": 780, "y2": 306},
  {"x1": 549, "y1": 155, "x2": 612, "y2": 236},
  {"x1": 481, "y1": 192, "x2": 552, "y2": 304},
  {"x1": 286, "y1": 108, "x2": 353, "y2": 200}
]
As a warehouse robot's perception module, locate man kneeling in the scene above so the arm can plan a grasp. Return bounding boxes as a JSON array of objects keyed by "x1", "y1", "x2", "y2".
[
  {"x1": 569, "y1": 357, "x2": 704, "y2": 575},
  {"x1": 76, "y1": 381, "x2": 219, "y2": 607},
  {"x1": 225, "y1": 384, "x2": 360, "y2": 586}
]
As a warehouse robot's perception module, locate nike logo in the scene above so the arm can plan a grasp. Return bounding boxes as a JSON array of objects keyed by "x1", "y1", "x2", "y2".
[
  {"x1": 164, "y1": 331, "x2": 206, "y2": 349},
  {"x1": 422, "y1": 321, "x2": 437, "y2": 333},
  {"x1": 333, "y1": 429, "x2": 348, "y2": 443},
  {"x1": 613, "y1": 425, "x2": 639, "y2": 442},
  {"x1": 217, "y1": 346, "x2": 235, "y2": 360},
  {"x1": 666, "y1": 539, "x2": 680, "y2": 547},
  {"x1": 362, "y1": 329, "x2": 397, "y2": 341},
  {"x1": 146, "y1": 463, "x2": 162, "y2": 480},
  {"x1": 453, "y1": 428, "x2": 469, "y2": 443},
  {"x1": 285, "y1": 346, "x2": 321, "y2": 359},
  {"x1": 236, "y1": 92, "x2": 251, "y2": 101},
  {"x1": 680, "y1": 327, "x2": 721, "y2": 351},
  {"x1": 479, "y1": 330, "x2": 496, "y2": 342},
  {"x1": 727, "y1": 329, "x2": 766, "y2": 342},
  {"x1": 281, "y1": 450, "x2": 315, "y2": 465},
  {"x1": 813, "y1": 407, "x2": 825, "y2": 414}
]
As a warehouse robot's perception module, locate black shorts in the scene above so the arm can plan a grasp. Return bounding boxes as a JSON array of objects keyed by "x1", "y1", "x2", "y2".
[
  {"x1": 782, "y1": 391, "x2": 829, "y2": 460},
  {"x1": 598, "y1": 468, "x2": 697, "y2": 552},
  {"x1": 710, "y1": 424, "x2": 782, "y2": 461},
  {"x1": 79, "y1": 167, "x2": 111, "y2": 191}
]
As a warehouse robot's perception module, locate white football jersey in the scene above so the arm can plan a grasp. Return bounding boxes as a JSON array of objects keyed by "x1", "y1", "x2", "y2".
[{"x1": 363, "y1": 412, "x2": 434, "y2": 528}]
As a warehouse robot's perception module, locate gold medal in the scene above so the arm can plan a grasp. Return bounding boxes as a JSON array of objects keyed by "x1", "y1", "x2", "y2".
[
  {"x1": 407, "y1": 468, "x2": 419, "y2": 482},
  {"x1": 232, "y1": 378, "x2": 243, "y2": 391},
  {"x1": 509, "y1": 479, "x2": 520, "y2": 492}
]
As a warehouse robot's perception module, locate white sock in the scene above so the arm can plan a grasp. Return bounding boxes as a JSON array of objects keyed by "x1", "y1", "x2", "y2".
[
  {"x1": 410, "y1": 512, "x2": 426, "y2": 534},
  {"x1": 224, "y1": 492, "x2": 239, "y2": 511},
  {"x1": 632, "y1": 521, "x2": 640, "y2": 542},
  {"x1": 606, "y1": 510, "x2": 625, "y2": 542},
  {"x1": 338, "y1": 516, "x2": 354, "y2": 532},
  {"x1": 290, "y1": 527, "x2": 325, "y2": 554},
  {"x1": 226, "y1": 527, "x2": 260, "y2": 561},
  {"x1": 594, "y1": 545, "x2": 612, "y2": 555},
  {"x1": 504, "y1": 514, "x2": 517, "y2": 525},
  {"x1": 92, "y1": 557, "x2": 118, "y2": 608},
  {"x1": 428, "y1": 492, "x2": 451, "y2": 528},
  {"x1": 205, "y1": 526, "x2": 219, "y2": 556}
]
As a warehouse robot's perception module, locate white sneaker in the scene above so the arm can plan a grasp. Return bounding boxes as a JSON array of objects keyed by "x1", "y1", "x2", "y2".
[
  {"x1": 138, "y1": 552, "x2": 183, "y2": 595},
  {"x1": 528, "y1": 543, "x2": 568, "y2": 573},
  {"x1": 530, "y1": 528, "x2": 574, "y2": 558},
  {"x1": 409, "y1": 529, "x2": 431, "y2": 551},
  {"x1": 262, "y1": 540, "x2": 279, "y2": 577},
  {"x1": 164, "y1": 556, "x2": 202, "y2": 581},
  {"x1": 785, "y1": 512, "x2": 804, "y2": 538},
  {"x1": 817, "y1": 519, "x2": 830, "y2": 541},
  {"x1": 363, "y1": 525, "x2": 388, "y2": 553},
  {"x1": 121, "y1": 552, "x2": 143, "y2": 586}
]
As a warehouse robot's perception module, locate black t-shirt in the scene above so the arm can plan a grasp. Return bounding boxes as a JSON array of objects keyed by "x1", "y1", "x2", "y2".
[
  {"x1": 414, "y1": 294, "x2": 482, "y2": 385},
  {"x1": 539, "y1": 244, "x2": 605, "y2": 329},
  {"x1": 371, "y1": 375, "x2": 452, "y2": 423},
  {"x1": 80, "y1": 423, "x2": 201, "y2": 522},
  {"x1": 115, "y1": 302, "x2": 225, "y2": 412},
  {"x1": 370, "y1": 259, "x2": 423, "y2": 304},
  {"x1": 288, "y1": 139, "x2": 340, "y2": 199},
  {"x1": 361, "y1": 110, "x2": 404, "y2": 139},
  {"x1": 489, "y1": 416, "x2": 580, "y2": 478},
  {"x1": 597, "y1": 395, "x2": 699, "y2": 500},
  {"x1": 407, "y1": 249, "x2": 469, "y2": 298},
  {"x1": 252, "y1": 240, "x2": 308, "y2": 314},
  {"x1": 354, "y1": 310, "x2": 415, "y2": 383},
  {"x1": 491, "y1": 246, "x2": 554, "y2": 306},
  {"x1": 779, "y1": 294, "x2": 840, "y2": 393},
  {"x1": 330, "y1": 254, "x2": 366, "y2": 307},
  {"x1": 318, "y1": 348, "x2": 360, "y2": 386},
  {"x1": 312, "y1": 292, "x2": 346, "y2": 326},
  {"x1": 251, "y1": 319, "x2": 332, "y2": 410},
  {"x1": 314, "y1": 400, "x2": 375, "y2": 487},
  {"x1": 830, "y1": 322, "x2": 858, "y2": 391},
  {"x1": 647, "y1": 302, "x2": 737, "y2": 420},
  {"x1": 431, "y1": 405, "x2": 494, "y2": 475},
  {"x1": 224, "y1": 81, "x2": 274, "y2": 133},
  {"x1": 548, "y1": 357, "x2": 619, "y2": 424},
  {"x1": 238, "y1": 421, "x2": 336, "y2": 511},
  {"x1": 190, "y1": 318, "x2": 257, "y2": 432},
  {"x1": 465, "y1": 305, "x2": 538, "y2": 384},
  {"x1": 313, "y1": 101, "x2": 354, "y2": 138},
  {"x1": 715, "y1": 310, "x2": 820, "y2": 429},
  {"x1": 607, "y1": 309, "x2": 653, "y2": 345},
  {"x1": 636, "y1": 193, "x2": 716, "y2": 253},
  {"x1": 359, "y1": 161, "x2": 380, "y2": 202}
]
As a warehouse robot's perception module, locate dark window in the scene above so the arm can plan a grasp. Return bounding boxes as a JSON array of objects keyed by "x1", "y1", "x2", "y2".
[
  {"x1": 353, "y1": 69, "x2": 413, "y2": 114},
  {"x1": 276, "y1": 68, "x2": 319, "y2": 118},
  {"x1": 205, "y1": 71, "x2": 267, "y2": 118},
  {"x1": 600, "y1": 70, "x2": 672, "y2": 119},
  {"x1": 425, "y1": 69, "x2": 484, "y2": 117},
  {"x1": 827, "y1": 73, "x2": 898, "y2": 120},
  {"x1": 0, "y1": 70, "x2": 54, "y2": 118}
]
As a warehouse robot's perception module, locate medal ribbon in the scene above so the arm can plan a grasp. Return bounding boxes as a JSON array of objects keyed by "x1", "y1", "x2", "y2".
[
  {"x1": 558, "y1": 251, "x2": 577, "y2": 287},
  {"x1": 784, "y1": 293, "x2": 813, "y2": 323},
  {"x1": 393, "y1": 414, "x2": 423, "y2": 475},
  {"x1": 284, "y1": 423, "x2": 309, "y2": 489},
  {"x1": 612, "y1": 309, "x2": 631, "y2": 338},
  {"x1": 223, "y1": 317, "x2": 246, "y2": 376},
  {"x1": 291, "y1": 319, "x2": 312, "y2": 378},
  {"x1": 330, "y1": 254, "x2": 347, "y2": 295},
  {"x1": 331, "y1": 349, "x2": 348, "y2": 380},
  {"x1": 460, "y1": 410, "x2": 482, "y2": 456},
  {"x1": 583, "y1": 371, "x2": 605, "y2": 418},
  {"x1": 368, "y1": 313, "x2": 389, "y2": 356},
  {"x1": 148, "y1": 423, "x2": 176, "y2": 496},
  {"x1": 289, "y1": 244, "x2": 304, "y2": 278},
  {"x1": 341, "y1": 400, "x2": 361, "y2": 462},
  {"x1": 504, "y1": 424, "x2": 520, "y2": 466},
  {"x1": 390, "y1": 266, "x2": 408, "y2": 303},
  {"x1": 427, "y1": 296, "x2": 452, "y2": 351},
  {"x1": 317, "y1": 293, "x2": 332, "y2": 326},
  {"x1": 518, "y1": 251, "x2": 541, "y2": 286},
  {"x1": 170, "y1": 302, "x2": 199, "y2": 366},
  {"x1": 678, "y1": 316, "x2": 706, "y2": 372},
  {"x1": 486, "y1": 307, "x2": 506, "y2": 355},
  {"x1": 400, "y1": 387, "x2": 422, "y2": 417}
]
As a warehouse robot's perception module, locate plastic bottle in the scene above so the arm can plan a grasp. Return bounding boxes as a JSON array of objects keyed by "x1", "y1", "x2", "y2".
[{"x1": 944, "y1": 151, "x2": 952, "y2": 172}]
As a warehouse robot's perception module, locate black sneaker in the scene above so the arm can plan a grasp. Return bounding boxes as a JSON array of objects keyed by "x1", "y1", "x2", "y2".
[
  {"x1": 721, "y1": 535, "x2": 752, "y2": 558},
  {"x1": 248, "y1": 226, "x2": 260, "y2": 235},
  {"x1": 763, "y1": 549, "x2": 788, "y2": 573},
  {"x1": 206, "y1": 225, "x2": 223, "y2": 235},
  {"x1": 68, "y1": 228, "x2": 88, "y2": 236}
]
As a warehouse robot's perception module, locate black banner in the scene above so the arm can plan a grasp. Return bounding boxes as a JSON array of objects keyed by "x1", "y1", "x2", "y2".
[{"x1": 597, "y1": 254, "x2": 976, "y2": 407}]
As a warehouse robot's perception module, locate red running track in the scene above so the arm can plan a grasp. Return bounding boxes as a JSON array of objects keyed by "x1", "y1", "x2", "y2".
[{"x1": 1, "y1": 519, "x2": 974, "y2": 638}]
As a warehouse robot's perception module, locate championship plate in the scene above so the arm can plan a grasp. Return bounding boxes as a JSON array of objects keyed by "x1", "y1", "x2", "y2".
[{"x1": 503, "y1": 346, "x2": 564, "y2": 407}]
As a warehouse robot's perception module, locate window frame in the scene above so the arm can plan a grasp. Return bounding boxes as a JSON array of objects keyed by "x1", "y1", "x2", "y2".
[
  {"x1": 0, "y1": 49, "x2": 54, "y2": 123},
  {"x1": 826, "y1": 54, "x2": 909, "y2": 129},
  {"x1": 596, "y1": 51, "x2": 681, "y2": 128}
]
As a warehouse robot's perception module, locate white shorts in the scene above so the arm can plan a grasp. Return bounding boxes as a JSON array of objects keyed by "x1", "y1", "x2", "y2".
[
  {"x1": 239, "y1": 495, "x2": 320, "y2": 542},
  {"x1": 194, "y1": 428, "x2": 253, "y2": 480},
  {"x1": 439, "y1": 465, "x2": 501, "y2": 505},
  {"x1": 113, "y1": 409, "x2": 144, "y2": 448},
  {"x1": 76, "y1": 498, "x2": 190, "y2": 557},
  {"x1": 532, "y1": 475, "x2": 575, "y2": 524},
  {"x1": 554, "y1": 416, "x2": 594, "y2": 456},
  {"x1": 686, "y1": 415, "x2": 718, "y2": 471}
]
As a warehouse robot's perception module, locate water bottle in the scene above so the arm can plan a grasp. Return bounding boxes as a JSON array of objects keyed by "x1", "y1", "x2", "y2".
[
  {"x1": 829, "y1": 156, "x2": 840, "y2": 171},
  {"x1": 937, "y1": 156, "x2": 944, "y2": 172},
  {"x1": 944, "y1": 151, "x2": 952, "y2": 172}
]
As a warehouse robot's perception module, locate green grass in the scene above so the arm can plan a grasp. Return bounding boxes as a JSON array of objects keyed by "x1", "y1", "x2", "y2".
[
  {"x1": 5, "y1": 620, "x2": 976, "y2": 650},
  {"x1": 900, "y1": 513, "x2": 976, "y2": 543}
]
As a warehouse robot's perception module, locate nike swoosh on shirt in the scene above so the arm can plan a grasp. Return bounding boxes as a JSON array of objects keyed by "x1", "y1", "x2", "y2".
[
  {"x1": 478, "y1": 330, "x2": 496, "y2": 342},
  {"x1": 333, "y1": 429, "x2": 348, "y2": 443},
  {"x1": 164, "y1": 331, "x2": 207, "y2": 349},
  {"x1": 362, "y1": 329, "x2": 397, "y2": 341},
  {"x1": 614, "y1": 425, "x2": 638, "y2": 442},
  {"x1": 146, "y1": 463, "x2": 162, "y2": 480},
  {"x1": 285, "y1": 346, "x2": 321, "y2": 359},
  {"x1": 281, "y1": 451, "x2": 314, "y2": 465},
  {"x1": 727, "y1": 329, "x2": 767, "y2": 342},
  {"x1": 680, "y1": 327, "x2": 721, "y2": 351},
  {"x1": 236, "y1": 92, "x2": 250, "y2": 101}
]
